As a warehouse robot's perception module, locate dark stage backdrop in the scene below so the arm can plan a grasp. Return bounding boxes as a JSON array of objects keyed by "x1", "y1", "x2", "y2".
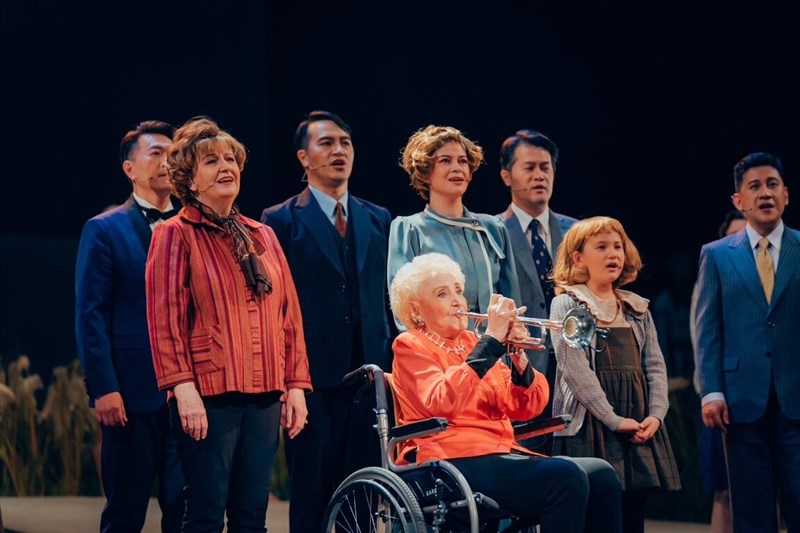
[{"x1": 2, "y1": 1, "x2": 799, "y2": 375}]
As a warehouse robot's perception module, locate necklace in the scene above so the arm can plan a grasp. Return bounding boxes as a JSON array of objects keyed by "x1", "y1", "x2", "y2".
[{"x1": 420, "y1": 329, "x2": 467, "y2": 355}]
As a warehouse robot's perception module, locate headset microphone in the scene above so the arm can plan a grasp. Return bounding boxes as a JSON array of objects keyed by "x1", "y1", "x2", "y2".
[
  {"x1": 196, "y1": 181, "x2": 216, "y2": 193},
  {"x1": 307, "y1": 162, "x2": 329, "y2": 171}
]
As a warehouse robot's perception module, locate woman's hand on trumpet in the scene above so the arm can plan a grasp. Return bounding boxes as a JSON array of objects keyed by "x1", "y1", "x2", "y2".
[
  {"x1": 484, "y1": 293, "x2": 526, "y2": 343},
  {"x1": 505, "y1": 308, "x2": 531, "y2": 373}
]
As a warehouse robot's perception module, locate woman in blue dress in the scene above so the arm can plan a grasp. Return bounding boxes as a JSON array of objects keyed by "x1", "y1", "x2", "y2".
[{"x1": 388, "y1": 125, "x2": 520, "y2": 329}]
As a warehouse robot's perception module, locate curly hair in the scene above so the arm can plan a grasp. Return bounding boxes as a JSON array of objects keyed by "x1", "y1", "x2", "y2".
[
  {"x1": 551, "y1": 216, "x2": 642, "y2": 291},
  {"x1": 166, "y1": 116, "x2": 247, "y2": 205},
  {"x1": 399, "y1": 125, "x2": 484, "y2": 200},
  {"x1": 389, "y1": 252, "x2": 466, "y2": 330}
]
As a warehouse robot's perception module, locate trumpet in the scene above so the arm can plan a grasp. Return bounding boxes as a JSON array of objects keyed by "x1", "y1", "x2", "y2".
[{"x1": 457, "y1": 306, "x2": 604, "y2": 351}]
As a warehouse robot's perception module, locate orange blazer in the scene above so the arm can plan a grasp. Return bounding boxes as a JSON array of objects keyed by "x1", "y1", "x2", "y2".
[
  {"x1": 146, "y1": 205, "x2": 312, "y2": 398},
  {"x1": 391, "y1": 329, "x2": 549, "y2": 463}
]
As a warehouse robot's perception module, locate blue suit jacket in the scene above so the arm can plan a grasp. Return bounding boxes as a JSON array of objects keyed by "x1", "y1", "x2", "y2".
[
  {"x1": 696, "y1": 225, "x2": 800, "y2": 423},
  {"x1": 75, "y1": 197, "x2": 166, "y2": 413},
  {"x1": 261, "y1": 188, "x2": 394, "y2": 388},
  {"x1": 500, "y1": 206, "x2": 577, "y2": 374}
]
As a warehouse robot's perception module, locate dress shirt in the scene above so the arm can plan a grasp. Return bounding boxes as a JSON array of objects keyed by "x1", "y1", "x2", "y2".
[
  {"x1": 510, "y1": 203, "x2": 552, "y2": 254},
  {"x1": 745, "y1": 221, "x2": 783, "y2": 270},
  {"x1": 133, "y1": 193, "x2": 176, "y2": 231},
  {"x1": 309, "y1": 186, "x2": 349, "y2": 226}
]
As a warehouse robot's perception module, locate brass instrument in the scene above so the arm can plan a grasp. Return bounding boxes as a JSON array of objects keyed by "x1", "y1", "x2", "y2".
[{"x1": 457, "y1": 306, "x2": 604, "y2": 350}]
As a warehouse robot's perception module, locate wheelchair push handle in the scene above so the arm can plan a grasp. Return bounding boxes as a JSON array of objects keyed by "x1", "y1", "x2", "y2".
[
  {"x1": 342, "y1": 364, "x2": 390, "y2": 413},
  {"x1": 342, "y1": 363, "x2": 384, "y2": 386}
]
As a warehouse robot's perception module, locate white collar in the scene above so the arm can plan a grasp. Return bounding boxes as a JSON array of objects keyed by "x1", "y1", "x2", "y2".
[
  {"x1": 309, "y1": 186, "x2": 349, "y2": 218},
  {"x1": 133, "y1": 193, "x2": 174, "y2": 212},
  {"x1": 745, "y1": 220, "x2": 783, "y2": 251},
  {"x1": 560, "y1": 283, "x2": 649, "y2": 320},
  {"x1": 510, "y1": 203, "x2": 550, "y2": 237}
]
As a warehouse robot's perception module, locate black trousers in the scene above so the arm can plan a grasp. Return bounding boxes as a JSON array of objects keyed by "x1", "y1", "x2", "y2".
[
  {"x1": 284, "y1": 385, "x2": 381, "y2": 532},
  {"x1": 171, "y1": 393, "x2": 281, "y2": 533},
  {"x1": 100, "y1": 404, "x2": 184, "y2": 533},
  {"x1": 449, "y1": 454, "x2": 622, "y2": 533}
]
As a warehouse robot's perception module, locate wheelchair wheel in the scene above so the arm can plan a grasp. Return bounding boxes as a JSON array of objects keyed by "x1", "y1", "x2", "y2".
[{"x1": 323, "y1": 466, "x2": 427, "y2": 532}]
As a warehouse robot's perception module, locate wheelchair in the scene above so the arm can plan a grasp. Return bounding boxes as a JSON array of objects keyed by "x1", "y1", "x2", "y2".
[{"x1": 321, "y1": 363, "x2": 572, "y2": 533}]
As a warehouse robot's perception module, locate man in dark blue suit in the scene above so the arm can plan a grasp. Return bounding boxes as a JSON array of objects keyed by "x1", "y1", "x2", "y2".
[
  {"x1": 76, "y1": 120, "x2": 184, "y2": 532},
  {"x1": 498, "y1": 129, "x2": 577, "y2": 454},
  {"x1": 696, "y1": 152, "x2": 800, "y2": 532},
  {"x1": 261, "y1": 110, "x2": 393, "y2": 532}
]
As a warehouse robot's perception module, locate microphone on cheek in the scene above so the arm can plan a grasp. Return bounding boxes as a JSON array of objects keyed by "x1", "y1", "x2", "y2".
[
  {"x1": 195, "y1": 181, "x2": 216, "y2": 193},
  {"x1": 307, "y1": 162, "x2": 329, "y2": 171}
]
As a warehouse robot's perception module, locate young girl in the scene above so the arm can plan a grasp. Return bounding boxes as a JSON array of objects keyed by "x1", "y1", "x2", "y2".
[{"x1": 549, "y1": 216, "x2": 681, "y2": 533}]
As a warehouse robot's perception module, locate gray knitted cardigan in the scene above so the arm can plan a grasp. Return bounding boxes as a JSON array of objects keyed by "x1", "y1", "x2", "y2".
[{"x1": 550, "y1": 284, "x2": 669, "y2": 436}]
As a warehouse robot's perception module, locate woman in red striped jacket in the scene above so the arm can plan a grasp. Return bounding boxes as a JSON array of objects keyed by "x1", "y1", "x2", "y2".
[{"x1": 146, "y1": 116, "x2": 312, "y2": 533}]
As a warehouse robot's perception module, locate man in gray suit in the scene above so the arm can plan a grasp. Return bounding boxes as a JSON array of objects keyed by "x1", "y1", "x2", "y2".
[
  {"x1": 696, "y1": 152, "x2": 800, "y2": 532},
  {"x1": 498, "y1": 130, "x2": 577, "y2": 452}
]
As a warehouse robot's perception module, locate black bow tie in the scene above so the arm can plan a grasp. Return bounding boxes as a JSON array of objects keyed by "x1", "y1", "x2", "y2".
[{"x1": 142, "y1": 206, "x2": 179, "y2": 224}]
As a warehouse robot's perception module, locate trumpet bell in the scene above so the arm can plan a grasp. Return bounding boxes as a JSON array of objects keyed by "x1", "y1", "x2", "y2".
[{"x1": 561, "y1": 307, "x2": 597, "y2": 349}]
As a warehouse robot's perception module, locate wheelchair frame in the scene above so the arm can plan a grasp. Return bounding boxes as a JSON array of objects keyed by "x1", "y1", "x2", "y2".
[{"x1": 321, "y1": 363, "x2": 571, "y2": 533}]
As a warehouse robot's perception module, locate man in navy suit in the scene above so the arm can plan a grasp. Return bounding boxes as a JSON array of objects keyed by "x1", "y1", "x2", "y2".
[
  {"x1": 498, "y1": 129, "x2": 577, "y2": 453},
  {"x1": 261, "y1": 110, "x2": 393, "y2": 532},
  {"x1": 76, "y1": 120, "x2": 184, "y2": 532},
  {"x1": 696, "y1": 152, "x2": 800, "y2": 532}
]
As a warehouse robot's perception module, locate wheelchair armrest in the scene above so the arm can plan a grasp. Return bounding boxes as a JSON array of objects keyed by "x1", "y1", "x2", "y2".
[
  {"x1": 390, "y1": 417, "x2": 448, "y2": 441},
  {"x1": 513, "y1": 414, "x2": 572, "y2": 440}
]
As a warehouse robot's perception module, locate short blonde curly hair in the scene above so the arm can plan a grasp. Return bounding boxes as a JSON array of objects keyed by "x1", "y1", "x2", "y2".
[
  {"x1": 399, "y1": 125, "x2": 484, "y2": 200},
  {"x1": 551, "y1": 216, "x2": 642, "y2": 291},
  {"x1": 166, "y1": 116, "x2": 247, "y2": 205},
  {"x1": 390, "y1": 252, "x2": 466, "y2": 330}
]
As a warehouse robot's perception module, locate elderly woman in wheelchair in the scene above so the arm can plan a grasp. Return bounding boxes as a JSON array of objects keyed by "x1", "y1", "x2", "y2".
[{"x1": 324, "y1": 252, "x2": 621, "y2": 532}]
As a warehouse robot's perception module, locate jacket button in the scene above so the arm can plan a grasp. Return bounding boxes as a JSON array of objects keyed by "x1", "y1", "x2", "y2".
[
  {"x1": 539, "y1": 303, "x2": 545, "y2": 309},
  {"x1": 768, "y1": 321, "x2": 775, "y2": 328},
  {"x1": 765, "y1": 351, "x2": 771, "y2": 358}
]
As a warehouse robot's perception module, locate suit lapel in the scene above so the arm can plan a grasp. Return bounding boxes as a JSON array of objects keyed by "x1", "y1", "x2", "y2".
[
  {"x1": 125, "y1": 197, "x2": 152, "y2": 252},
  {"x1": 770, "y1": 228, "x2": 800, "y2": 310},
  {"x1": 349, "y1": 196, "x2": 370, "y2": 274},
  {"x1": 295, "y1": 188, "x2": 345, "y2": 277},
  {"x1": 728, "y1": 232, "x2": 767, "y2": 307},
  {"x1": 549, "y1": 209, "x2": 567, "y2": 253},
  {"x1": 502, "y1": 206, "x2": 543, "y2": 298}
]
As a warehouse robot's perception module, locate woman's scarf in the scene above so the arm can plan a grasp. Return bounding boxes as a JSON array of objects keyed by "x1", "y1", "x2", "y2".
[{"x1": 197, "y1": 202, "x2": 273, "y2": 299}]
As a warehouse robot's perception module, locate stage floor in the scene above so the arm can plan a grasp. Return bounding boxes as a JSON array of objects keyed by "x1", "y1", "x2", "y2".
[{"x1": 1, "y1": 496, "x2": 713, "y2": 532}]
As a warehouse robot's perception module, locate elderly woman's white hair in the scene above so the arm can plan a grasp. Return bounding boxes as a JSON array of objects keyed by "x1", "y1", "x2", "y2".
[{"x1": 390, "y1": 252, "x2": 466, "y2": 329}]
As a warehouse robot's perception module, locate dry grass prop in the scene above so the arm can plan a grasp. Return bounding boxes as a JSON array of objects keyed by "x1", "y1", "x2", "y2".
[{"x1": 0, "y1": 355, "x2": 44, "y2": 495}]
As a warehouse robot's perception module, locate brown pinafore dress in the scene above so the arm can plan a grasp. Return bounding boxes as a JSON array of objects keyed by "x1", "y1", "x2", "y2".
[{"x1": 553, "y1": 319, "x2": 681, "y2": 492}]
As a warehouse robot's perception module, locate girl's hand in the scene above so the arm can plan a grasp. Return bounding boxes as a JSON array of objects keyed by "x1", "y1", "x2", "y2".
[
  {"x1": 631, "y1": 416, "x2": 661, "y2": 444},
  {"x1": 615, "y1": 417, "x2": 642, "y2": 434}
]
